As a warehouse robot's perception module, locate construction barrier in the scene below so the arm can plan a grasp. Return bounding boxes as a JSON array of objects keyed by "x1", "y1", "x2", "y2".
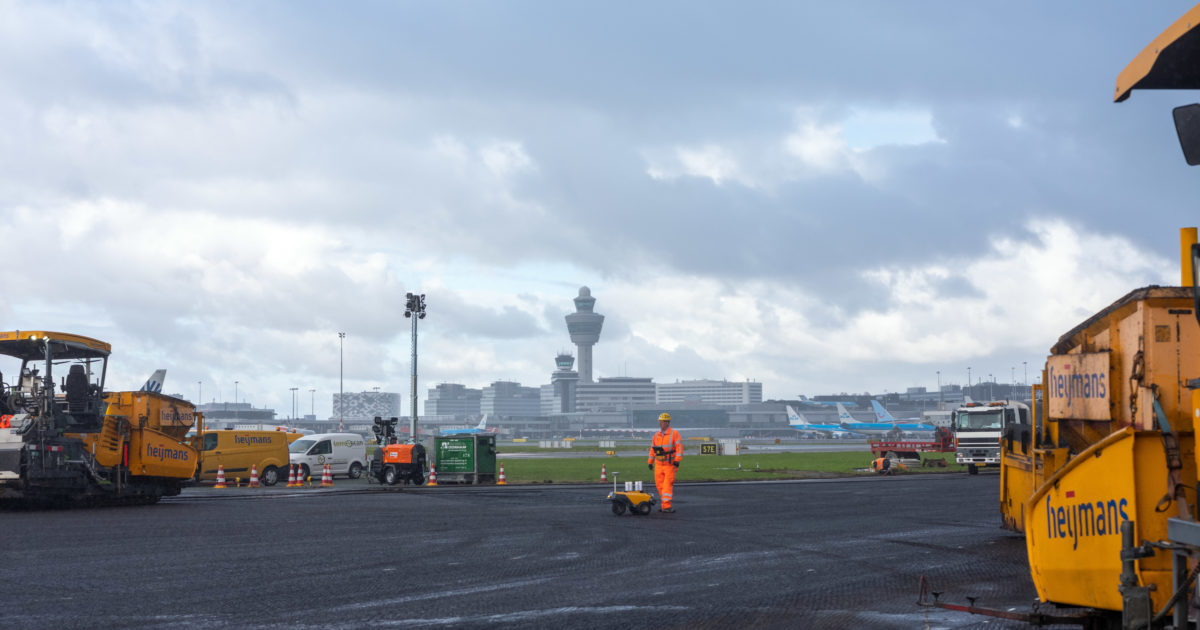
[
  {"x1": 498, "y1": 462, "x2": 507, "y2": 485},
  {"x1": 214, "y1": 465, "x2": 227, "y2": 489}
]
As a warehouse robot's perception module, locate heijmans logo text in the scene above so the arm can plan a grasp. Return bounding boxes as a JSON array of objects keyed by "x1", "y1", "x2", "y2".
[
  {"x1": 1046, "y1": 492, "x2": 1128, "y2": 550},
  {"x1": 146, "y1": 444, "x2": 190, "y2": 462},
  {"x1": 1047, "y1": 364, "x2": 1107, "y2": 408}
]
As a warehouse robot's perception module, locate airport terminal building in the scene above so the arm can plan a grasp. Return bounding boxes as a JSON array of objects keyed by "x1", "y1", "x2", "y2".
[
  {"x1": 425, "y1": 383, "x2": 483, "y2": 416},
  {"x1": 333, "y1": 391, "x2": 402, "y2": 422},
  {"x1": 657, "y1": 379, "x2": 762, "y2": 406},
  {"x1": 481, "y1": 381, "x2": 541, "y2": 416}
]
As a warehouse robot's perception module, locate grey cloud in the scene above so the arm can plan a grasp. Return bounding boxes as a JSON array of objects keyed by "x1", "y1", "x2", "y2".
[
  {"x1": 1, "y1": 2, "x2": 1195, "y2": 414},
  {"x1": 431, "y1": 292, "x2": 546, "y2": 340},
  {"x1": 929, "y1": 275, "x2": 985, "y2": 301}
]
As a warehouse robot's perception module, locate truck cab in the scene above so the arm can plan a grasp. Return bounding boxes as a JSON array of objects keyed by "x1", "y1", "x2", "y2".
[{"x1": 953, "y1": 401, "x2": 1029, "y2": 474}]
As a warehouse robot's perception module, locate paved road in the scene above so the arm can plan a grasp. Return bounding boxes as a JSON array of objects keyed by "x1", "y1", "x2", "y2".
[{"x1": 0, "y1": 474, "x2": 1035, "y2": 629}]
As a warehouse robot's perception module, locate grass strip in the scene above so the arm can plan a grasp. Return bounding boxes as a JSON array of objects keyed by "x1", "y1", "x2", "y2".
[{"x1": 495, "y1": 452, "x2": 963, "y2": 484}]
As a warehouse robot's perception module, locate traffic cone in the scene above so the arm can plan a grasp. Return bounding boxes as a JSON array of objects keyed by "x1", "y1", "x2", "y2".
[
  {"x1": 498, "y1": 462, "x2": 507, "y2": 485},
  {"x1": 321, "y1": 463, "x2": 334, "y2": 487},
  {"x1": 248, "y1": 465, "x2": 259, "y2": 488},
  {"x1": 428, "y1": 463, "x2": 437, "y2": 486},
  {"x1": 286, "y1": 464, "x2": 298, "y2": 488},
  {"x1": 214, "y1": 465, "x2": 227, "y2": 489},
  {"x1": 600, "y1": 464, "x2": 607, "y2": 482}
]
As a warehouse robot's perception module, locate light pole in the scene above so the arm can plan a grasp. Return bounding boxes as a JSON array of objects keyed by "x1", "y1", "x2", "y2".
[
  {"x1": 988, "y1": 374, "x2": 994, "y2": 401},
  {"x1": 967, "y1": 367, "x2": 972, "y2": 401},
  {"x1": 404, "y1": 292, "x2": 427, "y2": 443},
  {"x1": 338, "y1": 332, "x2": 346, "y2": 431},
  {"x1": 197, "y1": 381, "x2": 203, "y2": 432},
  {"x1": 235, "y1": 380, "x2": 240, "y2": 429},
  {"x1": 290, "y1": 387, "x2": 298, "y2": 422},
  {"x1": 309, "y1": 388, "x2": 315, "y2": 418},
  {"x1": 1023, "y1": 361, "x2": 1028, "y2": 387},
  {"x1": 936, "y1": 370, "x2": 942, "y2": 409}
]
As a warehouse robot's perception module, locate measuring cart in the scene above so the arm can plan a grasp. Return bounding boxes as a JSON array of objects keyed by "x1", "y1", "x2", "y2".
[{"x1": 606, "y1": 471, "x2": 656, "y2": 516}]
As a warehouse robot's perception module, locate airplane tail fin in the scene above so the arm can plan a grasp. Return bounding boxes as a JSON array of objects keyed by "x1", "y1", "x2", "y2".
[
  {"x1": 139, "y1": 369, "x2": 166, "y2": 393},
  {"x1": 476, "y1": 415, "x2": 488, "y2": 430},
  {"x1": 871, "y1": 400, "x2": 897, "y2": 424},
  {"x1": 835, "y1": 402, "x2": 855, "y2": 423},
  {"x1": 785, "y1": 405, "x2": 808, "y2": 427}
]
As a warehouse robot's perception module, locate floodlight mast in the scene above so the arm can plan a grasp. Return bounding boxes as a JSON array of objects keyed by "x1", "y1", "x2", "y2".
[{"x1": 404, "y1": 292, "x2": 427, "y2": 443}]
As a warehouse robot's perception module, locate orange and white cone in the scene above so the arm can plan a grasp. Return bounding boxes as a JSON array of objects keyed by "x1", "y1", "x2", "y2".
[
  {"x1": 248, "y1": 465, "x2": 259, "y2": 488},
  {"x1": 428, "y1": 463, "x2": 437, "y2": 486},
  {"x1": 214, "y1": 465, "x2": 227, "y2": 489},
  {"x1": 600, "y1": 464, "x2": 607, "y2": 482},
  {"x1": 321, "y1": 463, "x2": 334, "y2": 487},
  {"x1": 286, "y1": 464, "x2": 298, "y2": 488},
  {"x1": 498, "y1": 462, "x2": 507, "y2": 485}
]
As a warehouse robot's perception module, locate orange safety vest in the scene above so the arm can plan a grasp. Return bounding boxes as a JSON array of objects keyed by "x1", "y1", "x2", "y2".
[{"x1": 649, "y1": 429, "x2": 683, "y2": 465}]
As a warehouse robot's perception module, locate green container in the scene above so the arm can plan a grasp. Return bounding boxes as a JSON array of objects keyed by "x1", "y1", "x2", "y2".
[{"x1": 433, "y1": 435, "x2": 497, "y2": 484}]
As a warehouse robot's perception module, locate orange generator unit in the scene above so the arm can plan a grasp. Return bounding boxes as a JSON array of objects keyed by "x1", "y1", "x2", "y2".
[{"x1": 368, "y1": 416, "x2": 427, "y2": 486}]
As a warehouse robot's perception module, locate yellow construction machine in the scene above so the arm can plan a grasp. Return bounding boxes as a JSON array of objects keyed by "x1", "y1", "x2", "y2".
[
  {"x1": 0, "y1": 331, "x2": 198, "y2": 505},
  {"x1": 987, "y1": 5, "x2": 1200, "y2": 628}
]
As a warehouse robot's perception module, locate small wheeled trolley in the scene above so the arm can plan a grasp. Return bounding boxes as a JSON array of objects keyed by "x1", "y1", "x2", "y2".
[{"x1": 605, "y1": 471, "x2": 655, "y2": 516}]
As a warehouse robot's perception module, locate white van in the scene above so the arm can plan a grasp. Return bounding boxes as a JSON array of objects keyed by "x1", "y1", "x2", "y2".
[{"x1": 288, "y1": 433, "x2": 367, "y2": 480}]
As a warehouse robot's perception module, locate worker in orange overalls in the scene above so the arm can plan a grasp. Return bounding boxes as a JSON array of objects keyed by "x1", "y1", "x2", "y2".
[
  {"x1": 872, "y1": 456, "x2": 892, "y2": 475},
  {"x1": 648, "y1": 412, "x2": 683, "y2": 513}
]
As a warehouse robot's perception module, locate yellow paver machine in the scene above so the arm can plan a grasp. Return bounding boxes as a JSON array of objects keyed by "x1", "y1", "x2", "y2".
[
  {"x1": 924, "y1": 6, "x2": 1200, "y2": 628},
  {"x1": 0, "y1": 331, "x2": 198, "y2": 505}
]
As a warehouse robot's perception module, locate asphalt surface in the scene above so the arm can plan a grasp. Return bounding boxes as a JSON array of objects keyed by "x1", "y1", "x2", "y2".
[{"x1": 0, "y1": 474, "x2": 1042, "y2": 629}]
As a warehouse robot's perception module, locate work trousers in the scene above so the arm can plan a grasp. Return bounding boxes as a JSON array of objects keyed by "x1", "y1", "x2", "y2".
[{"x1": 654, "y1": 462, "x2": 677, "y2": 509}]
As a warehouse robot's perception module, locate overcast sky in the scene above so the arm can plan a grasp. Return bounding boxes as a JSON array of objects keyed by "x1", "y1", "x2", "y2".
[{"x1": 3, "y1": 2, "x2": 1199, "y2": 418}]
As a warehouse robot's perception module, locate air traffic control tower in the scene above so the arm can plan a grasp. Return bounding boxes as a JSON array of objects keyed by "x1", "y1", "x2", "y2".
[
  {"x1": 550, "y1": 353, "x2": 579, "y2": 412},
  {"x1": 565, "y1": 286, "x2": 604, "y2": 383}
]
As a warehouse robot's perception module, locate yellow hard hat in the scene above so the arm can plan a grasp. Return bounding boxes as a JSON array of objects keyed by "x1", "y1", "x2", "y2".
[{"x1": 658, "y1": 413, "x2": 671, "y2": 422}]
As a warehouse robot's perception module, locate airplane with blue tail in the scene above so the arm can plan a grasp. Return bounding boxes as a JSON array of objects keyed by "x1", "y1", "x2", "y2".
[
  {"x1": 834, "y1": 402, "x2": 937, "y2": 435},
  {"x1": 786, "y1": 405, "x2": 859, "y2": 437},
  {"x1": 440, "y1": 415, "x2": 493, "y2": 436},
  {"x1": 139, "y1": 369, "x2": 166, "y2": 393}
]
